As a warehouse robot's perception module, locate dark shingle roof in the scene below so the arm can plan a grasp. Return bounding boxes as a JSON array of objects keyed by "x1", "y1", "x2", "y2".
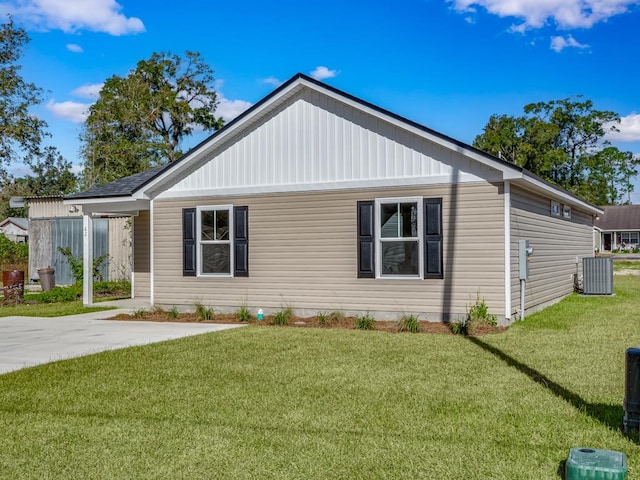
[
  {"x1": 595, "y1": 205, "x2": 640, "y2": 230},
  {"x1": 66, "y1": 163, "x2": 175, "y2": 200}
]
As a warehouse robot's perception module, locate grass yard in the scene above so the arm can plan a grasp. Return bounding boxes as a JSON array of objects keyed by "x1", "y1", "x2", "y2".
[{"x1": 1, "y1": 279, "x2": 640, "y2": 479}]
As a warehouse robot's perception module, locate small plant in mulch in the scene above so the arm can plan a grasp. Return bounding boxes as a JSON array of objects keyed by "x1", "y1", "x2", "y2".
[
  {"x1": 167, "y1": 306, "x2": 180, "y2": 319},
  {"x1": 397, "y1": 314, "x2": 421, "y2": 333},
  {"x1": 272, "y1": 305, "x2": 295, "y2": 326},
  {"x1": 450, "y1": 292, "x2": 499, "y2": 336},
  {"x1": 235, "y1": 304, "x2": 253, "y2": 322},
  {"x1": 355, "y1": 313, "x2": 375, "y2": 330},
  {"x1": 194, "y1": 303, "x2": 215, "y2": 321},
  {"x1": 132, "y1": 308, "x2": 147, "y2": 319}
]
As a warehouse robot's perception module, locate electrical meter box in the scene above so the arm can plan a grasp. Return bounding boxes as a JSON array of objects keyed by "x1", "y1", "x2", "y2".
[
  {"x1": 565, "y1": 447, "x2": 627, "y2": 480},
  {"x1": 518, "y1": 240, "x2": 534, "y2": 280}
]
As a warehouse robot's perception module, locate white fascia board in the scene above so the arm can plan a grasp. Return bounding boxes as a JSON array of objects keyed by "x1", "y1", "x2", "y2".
[{"x1": 64, "y1": 197, "x2": 149, "y2": 214}]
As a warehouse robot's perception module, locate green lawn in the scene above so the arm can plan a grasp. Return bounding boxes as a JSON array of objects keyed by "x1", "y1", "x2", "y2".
[
  {"x1": 1, "y1": 278, "x2": 639, "y2": 479},
  {"x1": 0, "y1": 300, "x2": 114, "y2": 317}
]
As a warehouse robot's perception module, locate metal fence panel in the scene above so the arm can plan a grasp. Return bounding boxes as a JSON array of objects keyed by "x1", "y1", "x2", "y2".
[{"x1": 51, "y1": 218, "x2": 109, "y2": 285}]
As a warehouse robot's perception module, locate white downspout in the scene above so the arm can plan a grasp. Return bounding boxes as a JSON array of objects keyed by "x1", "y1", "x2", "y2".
[
  {"x1": 150, "y1": 200, "x2": 154, "y2": 306},
  {"x1": 503, "y1": 181, "x2": 511, "y2": 322},
  {"x1": 82, "y1": 213, "x2": 94, "y2": 306}
]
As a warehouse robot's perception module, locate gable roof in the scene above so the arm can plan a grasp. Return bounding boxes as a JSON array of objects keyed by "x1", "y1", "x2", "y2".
[
  {"x1": 0, "y1": 217, "x2": 28, "y2": 230},
  {"x1": 65, "y1": 73, "x2": 601, "y2": 215},
  {"x1": 595, "y1": 205, "x2": 640, "y2": 230}
]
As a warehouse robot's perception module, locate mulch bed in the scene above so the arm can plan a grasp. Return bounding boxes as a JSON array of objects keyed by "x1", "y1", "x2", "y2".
[{"x1": 110, "y1": 311, "x2": 507, "y2": 336}]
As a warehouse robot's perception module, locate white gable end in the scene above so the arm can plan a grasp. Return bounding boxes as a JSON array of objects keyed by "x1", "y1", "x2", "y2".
[{"x1": 159, "y1": 88, "x2": 501, "y2": 199}]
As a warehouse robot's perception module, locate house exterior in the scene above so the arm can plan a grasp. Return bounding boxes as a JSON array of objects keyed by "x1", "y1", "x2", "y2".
[
  {"x1": 0, "y1": 217, "x2": 28, "y2": 243},
  {"x1": 12, "y1": 196, "x2": 132, "y2": 284},
  {"x1": 66, "y1": 74, "x2": 600, "y2": 324},
  {"x1": 594, "y1": 205, "x2": 640, "y2": 252}
]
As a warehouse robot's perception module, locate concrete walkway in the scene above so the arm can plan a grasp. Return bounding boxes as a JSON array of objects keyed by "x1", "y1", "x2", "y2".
[{"x1": 0, "y1": 301, "x2": 244, "y2": 375}]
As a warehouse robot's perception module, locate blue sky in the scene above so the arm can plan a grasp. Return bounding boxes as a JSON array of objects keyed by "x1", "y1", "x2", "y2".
[{"x1": 2, "y1": 0, "x2": 640, "y2": 201}]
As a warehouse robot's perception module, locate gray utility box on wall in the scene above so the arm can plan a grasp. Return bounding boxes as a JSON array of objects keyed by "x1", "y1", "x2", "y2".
[{"x1": 583, "y1": 257, "x2": 614, "y2": 295}]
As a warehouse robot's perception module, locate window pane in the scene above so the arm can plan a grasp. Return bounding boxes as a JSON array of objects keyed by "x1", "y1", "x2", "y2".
[
  {"x1": 399, "y1": 202, "x2": 418, "y2": 237},
  {"x1": 216, "y1": 210, "x2": 229, "y2": 240},
  {"x1": 202, "y1": 244, "x2": 230, "y2": 274},
  {"x1": 380, "y1": 203, "x2": 398, "y2": 238},
  {"x1": 381, "y1": 241, "x2": 419, "y2": 275},
  {"x1": 201, "y1": 211, "x2": 214, "y2": 241}
]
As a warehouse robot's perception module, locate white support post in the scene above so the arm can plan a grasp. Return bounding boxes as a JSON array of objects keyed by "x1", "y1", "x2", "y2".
[{"x1": 83, "y1": 213, "x2": 94, "y2": 306}]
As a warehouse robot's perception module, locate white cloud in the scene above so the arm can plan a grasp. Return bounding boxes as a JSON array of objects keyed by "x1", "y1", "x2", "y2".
[
  {"x1": 4, "y1": 0, "x2": 145, "y2": 35},
  {"x1": 606, "y1": 113, "x2": 640, "y2": 142},
  {"x1": 310, "y1": 66, "x2": 339, "y2": 81},
  {"x1": 71, "y1": 83, "x2": 103, "y2": 99},
  {"x1": 46, "y1": 99, "x2": 90, "y2": 123},
  {"x1": 448, "y1": 0, "x2": 640, "y2": 30},
  {"x1": 66, "y1": 43, "x2": 83, "y2": 53},
  {"x1": 216, "y1": 94, "x2": 252, "y2": 124},
  {"x1": 261, "y1": 76, "x2": 283, "y2": 87},
  {"x1": 550, "y1": 34, "x2": 589, "y2": 52}
]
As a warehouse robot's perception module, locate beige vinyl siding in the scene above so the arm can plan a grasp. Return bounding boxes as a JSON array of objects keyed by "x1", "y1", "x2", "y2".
[
  {"x1": 133, "y1": 211, "x2": 150, "y2": 298},
  {"x1": 152, "y1": 183, "x2": 505, "y2": 322},
  {"x1": 28, "y1": 198, "x2": 82, "y2": 218},
  {"x1": 107, "y1": 217, "x2": 131, "y2": 281},
  {"x1": 510, "y1": 185, "x2": 593, "y2": 317}
]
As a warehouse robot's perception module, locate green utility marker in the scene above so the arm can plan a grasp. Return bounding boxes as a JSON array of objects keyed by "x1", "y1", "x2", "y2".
[{"x1": 566, "y1": 447, "x2": 627, "y2": 480}]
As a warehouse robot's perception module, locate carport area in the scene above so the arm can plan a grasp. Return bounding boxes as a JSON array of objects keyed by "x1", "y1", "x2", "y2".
[{"x1": 0, "y1": 309, "x2": 244, "y2": 374}]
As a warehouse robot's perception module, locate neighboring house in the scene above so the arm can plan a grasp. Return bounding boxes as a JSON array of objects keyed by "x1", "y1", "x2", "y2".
[
  {"x1": 594, "y1": 205, "x2": 640, "y2": 252},
  {"x1": 66, "y1": 73, "x2": 601, "y2": 324},
  {"x1": 11, "y1": 196, "x2": 132, "y2": 284},
  {"x1": 0, "y1": 217, "x2": 28, "y2": 243}
]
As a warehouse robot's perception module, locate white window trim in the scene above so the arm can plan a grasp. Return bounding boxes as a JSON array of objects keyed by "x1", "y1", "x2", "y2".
[
  {"x1": 551, "y1": 200, "x2": 560, "y2": 216},
  {"x1": 562, "y1": 205, "x2": 572, "y2": 219},
  {"x1": 196, "y1": 204, "x2": 234, "y2": 277},
  {"x1": 375, "y1": 196, "x2": 423, "y2": 280}
]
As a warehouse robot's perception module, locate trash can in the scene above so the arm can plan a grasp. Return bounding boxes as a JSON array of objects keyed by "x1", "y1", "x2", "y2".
[
  {"x1": 2, "y1": 269, "x2": 25, "y2": 304},
  {"x1": 624, "y1": 347, "x2": 640, "y2": 433},
  {"x1": 38, "y1": 267, "x2": 55, "y2": 292}
]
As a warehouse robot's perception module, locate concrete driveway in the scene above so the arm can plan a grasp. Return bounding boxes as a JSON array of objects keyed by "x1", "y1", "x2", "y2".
[{"x1": 0, "y1": 308, "x2": 244, "y2": 374}]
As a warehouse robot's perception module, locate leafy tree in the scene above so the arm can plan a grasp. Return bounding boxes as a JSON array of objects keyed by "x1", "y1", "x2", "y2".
[
  {"x1": 0, "y1": 146, "x2": 77, "y2": 218},
  {"x1": 0, "y1": 16, "x2": 48, "y2": 176},
  {"x1": 473, "y1": 96, "x2": 638, "y2": 204},
  {"x1": 81, "y1": 51, "x2": 224, "y2": 187}
]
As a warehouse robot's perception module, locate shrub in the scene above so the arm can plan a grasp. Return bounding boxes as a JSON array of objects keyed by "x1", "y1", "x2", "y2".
[
  {"x1": 167, "y1": 306, "x2": 179, "y2": 319},
  {"x1": 0, "y1": 233, "x2": 28, "y2": 270},
  {"x1": 398, "y1": 314, "x2": 420, "y2": 333},
  {"x1": 57, "y1": 246, "x2": 109, "y2": 283},
  {"x1": 194, "y1": 303, "x2": 215, "y2": 321},
  {"x1": 451, "y1": 292, "x2": 498, "y2": 335},
  {"x1": 93, "y1": 280, "x2": 131, "y2": 296},
  {"x1": 355, "y1": 314, "x2": 375, "y2": 330},
  {"x1": 37, "y1": 285, "x2": 82, "y2": 303},
  {"x1": 235, "y1": 305, "x2": 253, "y2": 322}
]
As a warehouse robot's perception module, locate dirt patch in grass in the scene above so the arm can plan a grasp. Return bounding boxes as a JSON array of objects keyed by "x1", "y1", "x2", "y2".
[{"x1": 111, "y1": 310, "x2": 506, "y2": 336}]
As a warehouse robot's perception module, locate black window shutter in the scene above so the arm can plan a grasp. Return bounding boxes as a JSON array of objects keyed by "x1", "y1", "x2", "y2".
[
  {"x1": 234, "y1": 206, "x2": 249, "y2": 277},
  {"x1": 183, "y1": 208, "x2": 197, "y2": 276},
  {"x1": 357, "y1": 200, "x2": 375, "y2": 278},
  {"x1": 424, "y1": 198, "x2": 443, "y2": 279}
]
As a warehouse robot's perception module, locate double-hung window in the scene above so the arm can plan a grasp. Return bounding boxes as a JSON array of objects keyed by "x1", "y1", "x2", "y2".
[
  {"x1": 197, "y1": 205, "x2": 233, "y2": 276},
  {"x1": 376, "y1": 198, "x2": 422, "y2": 278},
  {"x1": 358, "y1": 197, "x2": 442, "y2": 280}
]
